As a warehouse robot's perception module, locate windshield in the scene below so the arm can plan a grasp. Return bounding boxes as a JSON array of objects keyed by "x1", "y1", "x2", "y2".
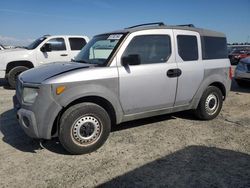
[
  {"x1": 26, "y1": 37, "x2": 47, "y2": 50},
  {"x1": 74, "y1": 34, "x2": 124, "y2": 66}
]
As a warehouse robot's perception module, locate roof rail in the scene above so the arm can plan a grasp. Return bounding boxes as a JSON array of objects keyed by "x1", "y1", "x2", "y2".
[
  {"x1": 176, "y1": 24, "x2": 195, "y2": 27},
  {"x1": 43, "y1": 34, "x2": 51, "y2": 37},
  {"x1": 125, "y1": 22, "x2": 165, "y2": 29}
]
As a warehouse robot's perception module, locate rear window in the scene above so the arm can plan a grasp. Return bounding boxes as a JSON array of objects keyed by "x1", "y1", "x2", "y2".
[
  {"x1": 69, "y1": 38, "x2": 87, "y2": 51},
  {"x1": 202, "y1": 36, "x2": 228, "y2": 59},
  {"x1": 177, "y1": 35, "x2": 198, "y2": 61}
]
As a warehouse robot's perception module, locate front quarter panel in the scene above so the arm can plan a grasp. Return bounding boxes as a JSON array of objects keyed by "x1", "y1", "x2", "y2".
[{"x1": 46, "y1": 67, "x2": 124, "y2": 123}]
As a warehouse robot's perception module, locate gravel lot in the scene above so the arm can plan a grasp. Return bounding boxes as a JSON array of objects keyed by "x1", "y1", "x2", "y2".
[{"x1": 0, "y1": 77, "x2": 250, "y2": 188}]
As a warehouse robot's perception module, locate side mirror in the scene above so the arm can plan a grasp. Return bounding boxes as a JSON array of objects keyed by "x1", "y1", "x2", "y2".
[
  {"x1": 40, "y1": 43, "x2": 52, "y2": 52},
  {"x1": 122, "y1": 54, "x2": 141, "y2": 66}
]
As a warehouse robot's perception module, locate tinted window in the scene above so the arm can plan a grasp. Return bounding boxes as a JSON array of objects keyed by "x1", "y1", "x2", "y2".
[
  {"x1": 122, "y1": 35, "x2": 171, "y2": 64},
  {"x1": 46, "y1": 38, "x2": 66, "y2": 51},
  {"x1": 202, "y1": 37, "x2": 227, "y2": 59},
  {"x1": 177, "y1": 35, "x2": 198, "y2": 61},
  {"x1": 69, "y1": 38, "x2": 87, "y2": 50}
]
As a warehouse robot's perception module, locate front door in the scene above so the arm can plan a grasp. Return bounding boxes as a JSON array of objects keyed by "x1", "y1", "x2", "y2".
[
  {"x1": 36, "y1": 37, "x2": 70, "y2": 65},
  {"x1": 117, "y1": 30, "x2": 178, "y2": 115}
]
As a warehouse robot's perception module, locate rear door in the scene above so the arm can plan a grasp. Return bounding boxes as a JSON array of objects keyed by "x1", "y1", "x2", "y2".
[
  {"x1": 173, "y1": 30, "x2": 204, "y2": 106},
  {"x1": 68, "y1": 37, "x2": 87, "y2": 59},
  {"x1": 116, "y1": 30, "x2": 178, "y2": 115}
]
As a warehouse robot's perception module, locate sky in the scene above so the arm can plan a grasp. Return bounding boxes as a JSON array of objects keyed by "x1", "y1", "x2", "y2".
[{"x1": 0, "y1": 0, "x2": 249, "y2": 46}]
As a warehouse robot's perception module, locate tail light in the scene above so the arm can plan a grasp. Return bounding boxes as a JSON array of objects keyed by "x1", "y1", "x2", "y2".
[{"x1": 229, "y1": 66, "x2": 233, "y2": 80}]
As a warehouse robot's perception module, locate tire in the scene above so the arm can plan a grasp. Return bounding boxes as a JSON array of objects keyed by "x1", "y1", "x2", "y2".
[
  {"x1": 194, "y1": 86, "x2": 223, "y2": 120},
  {"x1": 8, "y1": 66, "x2": 29, "y2": 88},
  {"x1": 59, "y1": 102, "x2": 111, "y2": 155}
]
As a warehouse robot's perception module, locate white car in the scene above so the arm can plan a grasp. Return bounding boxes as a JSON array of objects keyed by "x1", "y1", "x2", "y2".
[{"x1": 0, "y1": 35, "x2": 89, "y2": 87}]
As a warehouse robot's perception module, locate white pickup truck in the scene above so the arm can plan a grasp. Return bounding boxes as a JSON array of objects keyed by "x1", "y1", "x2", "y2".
[{"x1": 0, "y1": 35, "x2": 89, "y2": 87}]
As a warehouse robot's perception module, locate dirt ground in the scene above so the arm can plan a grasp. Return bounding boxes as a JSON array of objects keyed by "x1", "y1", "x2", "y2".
[{"x1": 0, "y1": 77, "x2": 250, "y2": 188}]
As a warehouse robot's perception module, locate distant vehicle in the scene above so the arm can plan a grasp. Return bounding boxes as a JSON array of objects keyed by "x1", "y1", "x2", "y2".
[
  {"x1": 14, "y1": 23, "x2": 231, "y2": 154},
  {"x1": 235, "y1": 57, "x2": 250, "y2": 87},
  {"x1": 0, "y1": 35, "x2": 89, "y2": 87},
  {"x1": 227, "y1": 45, "x2": 250, "y2": 54},
  {"x1": 228, "y1": 48, "x2": 250, "y2": 65}
]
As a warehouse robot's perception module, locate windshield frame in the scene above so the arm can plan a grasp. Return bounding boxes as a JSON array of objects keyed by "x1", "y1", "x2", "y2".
[{"x1": 74, "y1": 33, "x2": 128, "y2": 67}]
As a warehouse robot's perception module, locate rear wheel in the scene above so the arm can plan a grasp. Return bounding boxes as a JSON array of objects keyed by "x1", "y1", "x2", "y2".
[
  {"x1": 59, "y1": 102, "x2": 111, "y2": 155},
  {"x1": 7, "y1": 66, "x2": 29, "y2": 88},
  {"x1": 194, "y1": 86, "x2": 223, "y2": 120}
]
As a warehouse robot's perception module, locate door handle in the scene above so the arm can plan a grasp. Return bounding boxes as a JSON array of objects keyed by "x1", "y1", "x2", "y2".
[
  {"x1": 167, "y1": 69, "x2": 182, "y2": 78},
  {"x1": 60, "y1": 54, "x2": 68, "y2": 56}
]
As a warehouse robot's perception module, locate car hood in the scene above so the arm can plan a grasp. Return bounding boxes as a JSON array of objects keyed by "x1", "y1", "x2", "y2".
[
  {"x1": 19, "y1": 62, "x2": 93, "y2": 84},
  {"x1": 0, "y1": 48, "x2": 27, "y2": 53}
]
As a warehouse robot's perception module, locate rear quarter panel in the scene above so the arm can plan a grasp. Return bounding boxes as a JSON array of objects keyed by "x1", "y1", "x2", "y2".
[{"x1": 191, "y1": 59, "x2": 231, "y2": 108}]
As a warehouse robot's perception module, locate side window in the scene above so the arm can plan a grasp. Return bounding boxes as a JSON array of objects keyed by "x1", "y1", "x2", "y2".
[
  {"x1": 46, "y1": 38, "x2": 66, "y2": 51},
  {"x1": 69, "y1": 38, "x2": 87, "y2": 51},
  {"x1": 202, "y1": 37, "x2": 227, "y2": 59},
  {"x1": 177, "y1": 35, "x2": 198, "y2": 61},
  {"x1": 122, "y1": 35, "x2": 171, "y2": 64}
]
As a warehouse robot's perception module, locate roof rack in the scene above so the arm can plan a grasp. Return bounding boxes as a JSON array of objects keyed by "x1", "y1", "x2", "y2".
[
  {"x1": 176, "y1": 24, "x2": 195, "y2": 27},
  {"x1": 125, "y1": 22, "x2": 165, "y2": 29}
]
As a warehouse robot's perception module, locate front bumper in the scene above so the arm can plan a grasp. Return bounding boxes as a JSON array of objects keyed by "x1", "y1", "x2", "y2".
[
  {"x1": 13, "y1": 95, "x2": 39, "y2": 138},
  {"x1": 13, "y1": 83, "x2": 62, "y2": 139}
]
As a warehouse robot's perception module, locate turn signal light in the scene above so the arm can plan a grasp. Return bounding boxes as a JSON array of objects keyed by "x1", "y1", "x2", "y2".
[{"x1": 56, "y1": 86, "x2": 66, "y2": 95}]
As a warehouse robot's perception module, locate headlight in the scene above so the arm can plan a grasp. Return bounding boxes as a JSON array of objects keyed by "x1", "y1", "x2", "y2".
[
  {"x1": 22, "y1": 87, "x2": 38, "y2": 104},
  {"x1": 236, "y1": 62, "x2": 247, "y2": 71}
]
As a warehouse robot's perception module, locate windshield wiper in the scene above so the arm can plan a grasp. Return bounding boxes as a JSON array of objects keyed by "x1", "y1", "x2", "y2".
[{"x1": 71, "y1": 59, "x2": 89, "y2": 64}]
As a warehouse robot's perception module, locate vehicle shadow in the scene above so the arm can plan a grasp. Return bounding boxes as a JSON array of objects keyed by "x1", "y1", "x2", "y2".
[
  {"x1": 98, "y1": 146, "x2": 250, "y2": 187},
  {"x1": 0, "y1": 109, "x2": 177, "y2": 155},
  {"x1": 112, "y1": 115, "x2": 176, "y2": 132},
  {"x1": 0, "y1": 109, "x2": 68, "y2": 154},
  {"x1": 0, "y1": 109, "x2": 40, "y2": 153}
]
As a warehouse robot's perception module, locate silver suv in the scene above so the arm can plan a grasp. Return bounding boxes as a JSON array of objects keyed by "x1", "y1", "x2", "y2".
[{"x1": 14, "y1": 23, "x2": 232, "y2": 154}]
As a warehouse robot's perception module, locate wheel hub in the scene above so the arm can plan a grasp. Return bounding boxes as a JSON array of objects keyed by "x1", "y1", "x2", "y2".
[
  {"x1": 205, "y1": 93, "x2": 218, "y2": 115},
  {"x1": 72, "y1": 116, "x2": 101, "y2": 145}
]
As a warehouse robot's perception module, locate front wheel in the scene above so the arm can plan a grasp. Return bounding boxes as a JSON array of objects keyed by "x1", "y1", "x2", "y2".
[
  {"x1": 59, "y1": 102, "x2": 111, "y2": 155},
  {"x1": 194, "y1": 86, "x2": 223, "y2": 120},
  {"x1": 8, "y1": 66, "x2": 29, "y2": 88}
]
